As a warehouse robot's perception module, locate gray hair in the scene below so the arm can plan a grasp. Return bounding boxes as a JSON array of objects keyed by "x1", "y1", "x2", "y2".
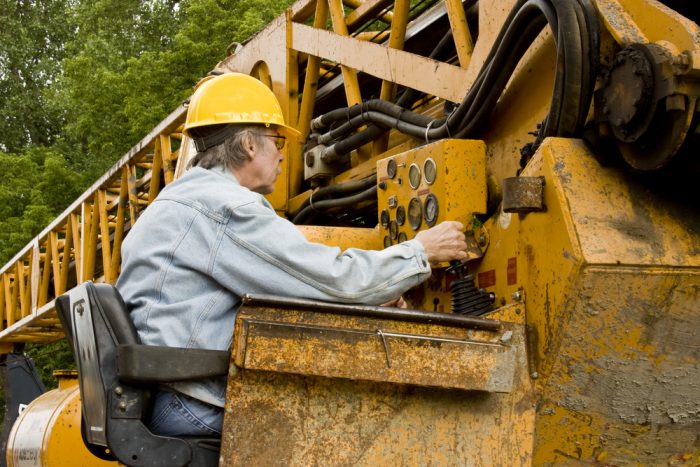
[{"x1": 188, "y1": 125, "x2": 266, "y2": 170}]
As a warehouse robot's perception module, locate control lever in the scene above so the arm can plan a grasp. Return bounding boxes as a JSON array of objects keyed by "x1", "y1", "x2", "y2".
[{"x1": 447, "y1": 260, "x2": 495, "y2": 316}]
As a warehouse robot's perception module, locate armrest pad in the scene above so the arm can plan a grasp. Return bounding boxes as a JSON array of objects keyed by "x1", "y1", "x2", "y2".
[{"x1": 117, "y1": 344, "x2": 229, "y2": 382}]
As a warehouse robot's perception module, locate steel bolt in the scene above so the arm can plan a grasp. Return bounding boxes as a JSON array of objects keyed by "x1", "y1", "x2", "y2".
[
  {"x1": 118, "y1": 401, "x2": 127, "y2": 411},
  {"x1": 114, "y1": 386, "x2": 123, "y2": 396},
  {"x1": 673, "y1": 53, "x2": 690, "y2": 69},
  {"x1": 511, "y1": 290, "x2": 522, "y2": 302}
]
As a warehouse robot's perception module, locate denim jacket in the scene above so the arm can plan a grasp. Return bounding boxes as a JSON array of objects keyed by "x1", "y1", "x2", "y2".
[{"x1": 116, "y1": 166, "x2": 431, "y2": 407}]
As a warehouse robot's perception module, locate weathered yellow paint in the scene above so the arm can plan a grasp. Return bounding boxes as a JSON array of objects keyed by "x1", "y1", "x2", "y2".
[
  {"x1": 6, "y1": 372, "x2": 116, "y2": 467},
  {"x1": 0, "y1": 0, "x2": 698, "y2": 464},
  {"x1": 233, "y1": 306, "x2": 517, "y2": 392},
  {"x1": 469, "y1": 138, "x2": 700, "y2": 464},
  {"x1": 222, "y1": 300, "x2": 534, "y2": 465},
  {"x1": 596, "y1": 0, "x2": 700, "y2": 51},
  {"x1": 297, "y1": 225, "x2": 382, "y2": 250}
]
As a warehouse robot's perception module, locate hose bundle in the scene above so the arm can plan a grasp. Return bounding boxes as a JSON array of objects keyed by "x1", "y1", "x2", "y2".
[
  {"x1": 292, "y1": 175, "x2": 378, "y2": 224},
  {"x1": 310, "y1": 0, "x2": 599, "y2": 158}
]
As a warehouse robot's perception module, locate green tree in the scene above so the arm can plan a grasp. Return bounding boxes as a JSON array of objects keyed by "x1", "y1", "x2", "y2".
[
  {"x1": 0, "y1": 0, "x2": 75, "y2": 152},
  {"x1": 52, "y1": 0, "x2": 188, "y2": 178},
  {"x1": 0, "y1": 149, "x2": 83, "y2": 264}
]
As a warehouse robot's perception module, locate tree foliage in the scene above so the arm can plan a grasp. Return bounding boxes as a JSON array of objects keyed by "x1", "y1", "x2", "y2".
[{"x1": 0, "y1": 0, "x2": 74, "y2": 152}]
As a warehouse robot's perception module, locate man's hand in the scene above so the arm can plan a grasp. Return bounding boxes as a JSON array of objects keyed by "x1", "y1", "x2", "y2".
[
  {"x1": 414, "y1": 221, "x2": 468, "y2": 263},
  {"x1": 381, "y1": 296, "x2": 407, "y2": 308}
]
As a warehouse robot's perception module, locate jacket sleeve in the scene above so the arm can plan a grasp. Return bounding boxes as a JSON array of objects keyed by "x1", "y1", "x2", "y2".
[{"x1": 212, "y1": 198, "x2": 432, "y2": 305}]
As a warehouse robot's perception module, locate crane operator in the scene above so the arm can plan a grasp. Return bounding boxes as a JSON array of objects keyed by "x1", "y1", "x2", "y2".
[{"x1": 116, "y1": 72, "x2": 468, "y2": 437}]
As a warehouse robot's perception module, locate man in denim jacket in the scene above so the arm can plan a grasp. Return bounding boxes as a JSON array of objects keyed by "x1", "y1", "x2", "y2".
[{"x1": 117, "y1": 73, "x2": 468, "y2": 436}]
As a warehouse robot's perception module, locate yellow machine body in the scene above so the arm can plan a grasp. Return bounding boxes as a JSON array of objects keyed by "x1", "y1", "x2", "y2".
[
  {"x1": 0, "y1": 0, "x2": 698, "y2": 465},
  {"x1": 6, "y1": 373, "x2": 115, "y2": 467}
]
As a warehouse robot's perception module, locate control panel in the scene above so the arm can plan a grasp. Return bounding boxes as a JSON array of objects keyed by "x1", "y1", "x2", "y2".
[{"x1": 376, "y1": 139, "x2": 487, "y2": 248}]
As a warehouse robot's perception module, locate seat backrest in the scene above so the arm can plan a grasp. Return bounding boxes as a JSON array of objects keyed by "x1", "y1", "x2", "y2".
[
  {"x1": 56, "y1": 281, "x2": 219, "y2": 467},
  {"x1": 56, "y1": 281, "x2": 127, "y2": 447}
]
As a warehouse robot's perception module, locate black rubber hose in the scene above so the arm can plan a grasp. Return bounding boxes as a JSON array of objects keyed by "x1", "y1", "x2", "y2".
[
  {"x1": 452, "y1": 0, "x2": 556, "y2": 137},
  {"x1": 547, "y1": 0, "x2": 583, "y2": 137},
  {"x1": 574, "y1": 0, "x2": 599, "y2": 132},
  {"x1": 292, "y1": 185, "x2": 378, "y2": 225},
  {"x1": 440, "y1": 0, "x2": 550, "y2": 134},
  {"x1": 310, "y1": 0, "x2": 598, "y2": 153},
  {"x1": 318, "y1": 28, "x2": 457, "y2": 157},
  {"x1": 313, "y1": 99, "x2": 432, "y2": 134},
  {"x1": 318, "y1": 1, "x2": 555, "y2": 142},
  {"x1": 290, "y1": 175, "x2": 377, "y2": 217}
]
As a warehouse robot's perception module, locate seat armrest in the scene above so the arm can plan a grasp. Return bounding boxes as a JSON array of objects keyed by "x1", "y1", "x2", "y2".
[{"x1": 117, "y1": 345, "x2": 229, "y2": 382}]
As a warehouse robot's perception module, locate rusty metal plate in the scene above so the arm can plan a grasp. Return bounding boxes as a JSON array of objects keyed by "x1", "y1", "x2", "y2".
[
  {"x1": 502, "y1": 176, "x2": 546, "y2": 213},
  {"x1": 233, "y1": 295, "x2": 519, "y2": 393}
]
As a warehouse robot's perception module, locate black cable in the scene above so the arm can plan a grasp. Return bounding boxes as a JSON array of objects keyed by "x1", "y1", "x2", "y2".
[
  {"x1": 325, "y1": 29, "x2": 458, "y2": 156},
  {"x1": 290, "y1": 175, "x2": 377, "y2": 217},
  {"x1": 310, "y1": 0, "x2": 599, "y2": 156},
  {"x1": 293, "y1": 185, "x2": 378, "y2": 224}
]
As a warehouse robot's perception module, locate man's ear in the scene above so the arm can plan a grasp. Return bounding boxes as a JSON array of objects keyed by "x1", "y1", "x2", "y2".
[{"x1": 242, "y1": 132, "x2": 257, "y2": 159}]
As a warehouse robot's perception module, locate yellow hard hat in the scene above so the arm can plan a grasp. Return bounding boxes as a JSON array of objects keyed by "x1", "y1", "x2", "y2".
[{"x1": 183, "y1": 73, "x2": 300, "y2": 140}]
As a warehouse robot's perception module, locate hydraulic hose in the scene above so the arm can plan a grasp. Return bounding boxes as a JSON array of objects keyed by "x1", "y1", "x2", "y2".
[
  {"x1": 292, "y1": 185, "x2": 378, "y2": 225},
  {"x1": 315, "y1": 29, "x2": 458, "y2": 157},
  {"x1": 290, "y1": 175, "x2": 377, "y2": 218},
  {"x1": 311, "y1": 0, "x2": 599, "y2": 154}
]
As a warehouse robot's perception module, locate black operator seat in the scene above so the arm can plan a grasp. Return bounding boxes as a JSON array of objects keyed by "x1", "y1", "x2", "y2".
[{"x1": 55, "y1": 281, "x2": 229, "y2": 467}]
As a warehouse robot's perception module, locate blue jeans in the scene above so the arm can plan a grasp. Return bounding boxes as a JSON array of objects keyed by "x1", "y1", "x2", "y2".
[{"x1": 149, "y1": 391, "x2": 223, "y2": 436}]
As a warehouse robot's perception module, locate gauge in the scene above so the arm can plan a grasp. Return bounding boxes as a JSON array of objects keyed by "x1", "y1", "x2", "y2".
[
  {"x1": 408, "y1": 197, "x2": 422, "y2": 230},
  {"x1": 408, "y1": 163, "x2": 421, "y2": 189},
  {"x1": 396, "y1": 205, "x2": 406, "y2": 225},
  {"x1": 424, "y1": 193, "x2": 439, "y2": 227},
  {"x1": 423, "y1": 158, "x2": 437, "y2": 185},
  {"x1": 398, "y1": 232, "x2": 407, "y2": 243},
  {"x1": 380, "y1": 209, "x2": 390, "y2": 229},
  {"x1": 383, "y1": 235, "x2": 392, "y2": 248},
  {"x1": 386, "y1": 159, "x2": 397, "y2": 179},
  {"x1": 389, "y1": 220, "x2": 398, "y2": 240}
]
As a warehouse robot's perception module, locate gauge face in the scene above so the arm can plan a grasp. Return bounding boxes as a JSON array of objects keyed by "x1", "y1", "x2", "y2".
[
  {"x1": 380, "y1": 209, "x2": 390, "y2": 229},
  {"x1": 408, "y1": 163, "x2": 421, "y2": 189},
  {"x1": 398, "y1": 231, "x2": 407, "y2": 243},
  {"x1": 389, "y1": 220, "x2": 398, "y2": 240},
  {"x1": 383, "y1": 235, "x2": 392, "y2": 248},
  {"x1": 386, "y1": 159, "x2": 397, "y2": 179},
  {"x1": 424, "y1": 193, "x2": 439, "y2": 227},
  {"x1": 396, "y1": 205, "x2": 406, "y2": 226},
  {"x1": 408, "y1": 197, "x2": 422, "y2": 230},
  {"x1": 423, "y1": 158, "x2": 437, "y2": 185}
]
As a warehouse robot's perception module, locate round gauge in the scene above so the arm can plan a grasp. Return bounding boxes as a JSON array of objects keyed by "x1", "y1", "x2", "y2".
[
  {"x1": 424, "y1": 193, "x2": 439, "y2": 227},
  {"x1": 383, "y1": 235, "x2": 392, "y2": 248},
  {"x1": 380, "y1": 209, "x2": 390, "y2": 229},
  {"x1": 408, "y1": 163, "x2": 421, "y2": 189},
  {"x1": 389, "y1": 220, "x2": 398, "y2": 240},
  {"x1": 386, "y1": 159, "x2": 397, "y2": 179},
  {"x1": 396, "y1": 205, "x2": 406, "y2": 226},
  {"x1": 398, "y1": 231, "x2": 407, "y2": 243},
  {"x1": 408, "y1": 197, "x2": 422, "y2": 230},
  {"x1": 423, "y1": 158, "x2": 437, "y2": 185}
]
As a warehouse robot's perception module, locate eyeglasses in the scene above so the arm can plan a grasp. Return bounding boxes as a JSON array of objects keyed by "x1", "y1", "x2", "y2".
[{"x1": 254, "y1": 133, "x2": 286, "y2": 150}]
